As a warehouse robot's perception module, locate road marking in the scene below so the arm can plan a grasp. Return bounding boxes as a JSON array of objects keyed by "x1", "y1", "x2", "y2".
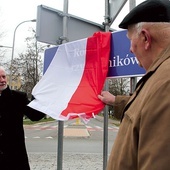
[
  {"x1": 24, "y1": 124, "x2": 119, "y2": 139},
  {"x1": 46, "y1": 136, "x2": 53, "y2": 139},
  {"x1": 24, "y1": 124, "x2": 119, "y2": 131},
  {"x1": 33, "y1": 136, "x2": 40, "y2": 139}
]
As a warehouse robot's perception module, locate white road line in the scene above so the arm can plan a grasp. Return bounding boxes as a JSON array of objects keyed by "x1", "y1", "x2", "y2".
[{"x1": 46, "y1": 136, "x2": 53, "y2": 139}]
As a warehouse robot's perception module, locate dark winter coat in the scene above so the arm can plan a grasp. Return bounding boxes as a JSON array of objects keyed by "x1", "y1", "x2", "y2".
[{"x1": 0, "y1": 86, "x2": 45, "y2": 170}]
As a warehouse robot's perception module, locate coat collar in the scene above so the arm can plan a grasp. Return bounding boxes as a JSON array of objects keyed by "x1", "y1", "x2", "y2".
[
  {"x1": 136, "y1": 44, "x2": 170, "y2": 90},
  {"x1": 121, "y1": 45, "x2": 170, "y2": 121},
  {"x1": 1, "y1": 86, "x2": 12, "y2": 97},
  {"x1": 147, "y1": 44, "x2": 170, "y2": 74}
]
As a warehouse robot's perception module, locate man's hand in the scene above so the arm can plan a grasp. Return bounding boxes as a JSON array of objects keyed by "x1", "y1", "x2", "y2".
[{"x1": 98, "y1": 91, "x2": 115, "y2": 106}]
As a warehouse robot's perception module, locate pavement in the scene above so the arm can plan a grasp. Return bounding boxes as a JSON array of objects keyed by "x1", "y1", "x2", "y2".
[
  {"x1": 62, "y1": 115, "x2": 120, "y2": 138},
  {"x1": 28, "y1": 115, "x2": 120, "y2": 170},
  {"x1": 29, "y1": 152, "x2": 103, "y2": 170}
]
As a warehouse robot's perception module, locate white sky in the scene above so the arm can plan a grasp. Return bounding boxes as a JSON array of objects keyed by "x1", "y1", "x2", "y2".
[{"x1": 0, "y1": 0, "x2": 145, "y2": 59}]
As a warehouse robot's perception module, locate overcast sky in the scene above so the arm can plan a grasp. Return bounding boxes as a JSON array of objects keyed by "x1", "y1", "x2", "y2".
[{"x1": 0, "y1": 0, "x2": 144, "y2": 59}]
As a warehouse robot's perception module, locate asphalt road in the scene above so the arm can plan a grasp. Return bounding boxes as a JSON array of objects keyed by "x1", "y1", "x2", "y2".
[{"x1": 25, "y1": 116, "x2": 119, "y2": 170}]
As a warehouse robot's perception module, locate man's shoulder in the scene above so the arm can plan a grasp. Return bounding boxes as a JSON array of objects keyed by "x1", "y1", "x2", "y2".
[{"x1": 11, "y1": 90, "x2": 27, "y2": 97}]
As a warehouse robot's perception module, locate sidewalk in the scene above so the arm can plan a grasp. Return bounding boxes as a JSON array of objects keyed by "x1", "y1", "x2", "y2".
[
  {"x1": 63, "y1": 115, "x2": 120, "y2": 137},
  {"x1": 29, "y1": 152, "x2": 103, "y2": 170}
]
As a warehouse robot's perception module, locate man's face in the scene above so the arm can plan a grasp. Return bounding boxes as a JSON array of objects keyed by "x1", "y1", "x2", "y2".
[
  {"x1": 127, "y1": 28, "x2": 144, "y2": 68},
  {"x1": 0, "y1": 69, "x2": 7, "y2": 93}
]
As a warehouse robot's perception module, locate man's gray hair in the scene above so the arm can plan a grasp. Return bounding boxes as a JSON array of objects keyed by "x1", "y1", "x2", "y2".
[{"x1": 132, "y1": 22, "x2": 170, "y2": 39}]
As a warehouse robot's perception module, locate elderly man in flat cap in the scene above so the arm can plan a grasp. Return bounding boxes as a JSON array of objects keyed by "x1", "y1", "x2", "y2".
[{"x1": 98, "y1": 0, "x2": 170, "y2": 170}]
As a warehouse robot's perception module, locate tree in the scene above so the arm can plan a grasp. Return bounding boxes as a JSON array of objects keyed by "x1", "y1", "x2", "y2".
[
  {"x1": 0, "y1": 29, "x2": 8, "y2": 64},
  {"x1": 0, "y1": 48, "x2": 7, "y2": 64},
  {"x1": 108, "y1": 78, "x2": 130, "y2": 96},
  {"x1": 8, "y1": 29, "x2": 49, "y2": 97},
  {"x1": 107, "y1": 78, "x2": 130, "y2": 118}
]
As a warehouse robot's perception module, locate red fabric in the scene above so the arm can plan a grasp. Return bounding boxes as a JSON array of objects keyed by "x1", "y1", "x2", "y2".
[{"x1": 61, "y1": 32, "x2": 111, "y2": 120}]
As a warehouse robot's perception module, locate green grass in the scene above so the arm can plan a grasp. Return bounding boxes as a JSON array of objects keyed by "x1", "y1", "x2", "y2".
[{"x1": 23, "y1": 117, "x2": 55, "y2": 125}]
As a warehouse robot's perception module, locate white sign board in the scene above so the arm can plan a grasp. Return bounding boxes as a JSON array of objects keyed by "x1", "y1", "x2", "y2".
[
  {"x1": 36, "y1": 5, "x2": 114, "y2": 45},
  {"x1": 109, "y1": 0, "x2": 128, "y2": 25}
]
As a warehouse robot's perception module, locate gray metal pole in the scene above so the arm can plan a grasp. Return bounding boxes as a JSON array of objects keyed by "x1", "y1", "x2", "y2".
[
  {"x1": 129, "y1": 0, "x2": 137, "y2": 93},
  {"x1": 0, "y1": 45, "x2": 12, "y2": 48},
  {"x1": 57, "y1": 0, "x2": 68, "y2": 170},
  {"x1": 103, "y1": 83, "x2": 109, "y2": 170},
  {"x1": 62, "y1": 0, "x2": 68, "y2": 44},
  {"x1": 129, "y1": 0, "x2": 136, "y2": 10},
  {"x1": 57, "y1": 121, "x2": 64, "y2": 170},
  {"x1": 103, "y1": 1, "x2": 110, "y2": 169}
]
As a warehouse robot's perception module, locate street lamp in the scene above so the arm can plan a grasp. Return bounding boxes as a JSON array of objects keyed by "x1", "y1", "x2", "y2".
[
  {"x1": 0, "y1": 45, "x2": 12, "y2": 48},
  {"x1": 9, "y1": 19, "x2": 36, "y2": 88}
]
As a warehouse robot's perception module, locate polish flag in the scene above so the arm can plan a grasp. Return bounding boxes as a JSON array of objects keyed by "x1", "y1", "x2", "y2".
[{"x1": 28, "y1": 32, "x2": 111, "y2": 122}]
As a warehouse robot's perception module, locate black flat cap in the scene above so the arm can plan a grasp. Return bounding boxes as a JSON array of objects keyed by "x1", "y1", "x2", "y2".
[{"x1": 119, "y1": 0, "x2": 170, "y2": 29}]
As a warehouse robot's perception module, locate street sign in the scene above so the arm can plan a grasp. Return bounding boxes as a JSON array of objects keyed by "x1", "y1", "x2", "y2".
[
  {"x1": 36, "y1": 5, "x2": 114, "y2": 45},
  {"x1": 109, "y1": 0, "x2": 128, "y2": 25},
  {"x1": 108, "y1": 30, "x2": 145, "y2": 77},
  {"x1": 43, "y1": 30, "x2": 145, "y2": 78},
  {"x1": 43, "y1": 46, "x2": 58, "y2": 73}
]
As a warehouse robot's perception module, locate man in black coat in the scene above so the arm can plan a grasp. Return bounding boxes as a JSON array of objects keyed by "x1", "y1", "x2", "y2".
[{"x1": 0, "y1": 66, "x2": 45, "y2": 170}]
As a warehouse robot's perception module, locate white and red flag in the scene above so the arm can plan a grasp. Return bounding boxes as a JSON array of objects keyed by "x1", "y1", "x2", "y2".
[{"x1": 28, "y1": 32, "x2": 111, "y2": 122}]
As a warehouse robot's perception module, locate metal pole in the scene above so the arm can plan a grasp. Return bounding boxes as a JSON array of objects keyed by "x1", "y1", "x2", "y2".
[
  {"x1": 0, "y1": 45, "x2": 12, "y2": 48},
  {"x1": 57, "y1": 1, "x2": 68, "y2": 170},
  {"x1": 9, "y1": 19, "x2": 36, "y2": 88},
  {"x1": 103, "y1": 1, "x2": 110, "y2": 170},
  {"x1": 35, "y1": 40, "x2": 38, "y2": 83},
  {"x1": 57, "y1": 121, "x2": 64, "y2": 170},
  {"x1": 129, "y1": 0, "x2": 137, "y2": 93},
  {"x1": 129, "y1": 0, "x2": 136, "y2": 10}
]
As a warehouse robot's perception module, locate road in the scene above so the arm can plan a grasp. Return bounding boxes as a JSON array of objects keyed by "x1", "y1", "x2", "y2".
[{"x1": 24, "y1": 116, "x2": 119, "y2": 170}]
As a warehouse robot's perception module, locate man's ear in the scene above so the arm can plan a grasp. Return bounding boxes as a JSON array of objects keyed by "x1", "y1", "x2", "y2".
[{"x1": 141, "y1": 29, "x2": 151, "y2": 50}]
